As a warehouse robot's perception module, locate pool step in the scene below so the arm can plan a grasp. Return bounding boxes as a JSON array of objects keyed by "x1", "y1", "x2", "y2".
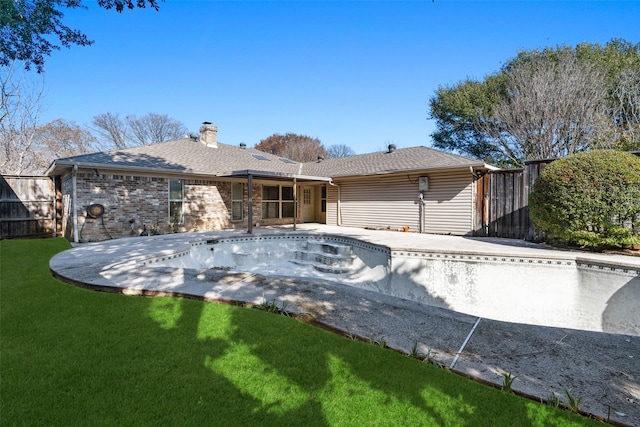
[
  {"x1": 290, "y1": 240, "x2": 356, "y2": 274},
  {"x1": 289, "y1": 259, "x2": 353, "y2": 274},
  {"x1": 306, "y1": 240, "x2": 353, "y2": 256}
]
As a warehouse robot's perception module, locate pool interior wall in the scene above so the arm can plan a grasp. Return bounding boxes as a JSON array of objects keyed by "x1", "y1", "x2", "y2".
[{"x1": 149, "y1": 234, "x2": 640, "y2": 336}]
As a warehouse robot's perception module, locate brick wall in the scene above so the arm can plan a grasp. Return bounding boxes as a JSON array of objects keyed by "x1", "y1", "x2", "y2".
[
  {"x1": 66, "y1": 170, "x2": 237, "y2": 241},
  {"x1": 60, "y1": 169, "x2": 301, "y2": 241}
]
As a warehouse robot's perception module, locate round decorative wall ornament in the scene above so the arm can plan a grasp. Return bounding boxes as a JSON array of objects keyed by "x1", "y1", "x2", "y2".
[{"x1": 87, "y1": 204, "x2": 105, "y2": 219}]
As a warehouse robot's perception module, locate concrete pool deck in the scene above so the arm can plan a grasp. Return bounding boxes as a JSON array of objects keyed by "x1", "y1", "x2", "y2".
[{"x1": 50, "y1": 225, "x2": 640, "y2": 426}]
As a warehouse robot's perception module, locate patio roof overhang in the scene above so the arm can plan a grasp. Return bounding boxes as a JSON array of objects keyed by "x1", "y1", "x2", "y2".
[
  {"x1": 221, "y1": 169, "x2": 333, "y2": 183},
  {"x1": 221, "y1": 170, "x2": 333, "y2": 234}
]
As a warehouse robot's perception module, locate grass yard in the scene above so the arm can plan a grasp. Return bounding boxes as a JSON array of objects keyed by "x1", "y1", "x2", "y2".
[{"x1": 0, "y1": 238, "x2": 600, "y2": 426}]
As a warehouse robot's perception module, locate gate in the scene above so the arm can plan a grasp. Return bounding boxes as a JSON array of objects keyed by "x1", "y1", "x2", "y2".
[
  {"x1": 0, "y1": 175, "x2": 60, "y2": 239},
  {"x1": 475, "y1": 160, "x2": 553, "y2": 240}
]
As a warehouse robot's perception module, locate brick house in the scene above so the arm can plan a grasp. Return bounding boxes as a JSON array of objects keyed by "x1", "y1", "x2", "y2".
[{"x1": 45, "y1": 123, "x2": 494, "y2": 242}]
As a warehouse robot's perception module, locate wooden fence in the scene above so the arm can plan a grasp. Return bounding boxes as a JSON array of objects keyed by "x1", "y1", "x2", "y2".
[
  {"x1": 0, "y1": 175, "x2": 61, "y2": 239},
  {"x1": 475, "y1": 160, "x2": 553, "y2": 241}
]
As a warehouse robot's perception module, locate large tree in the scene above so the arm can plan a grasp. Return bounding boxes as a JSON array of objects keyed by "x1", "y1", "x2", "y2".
[
  {"x1": 91, "y1": 112, "x2": 128, "y2": 149},
  {"x1": 1, "y1": 0, "x2": 161, "y2": 73},
  {"x1": 91, "y1": 112, "x2": 188, "y2": 149},
  {"x1": 255, "y1": 133, "x2": 327, "y2": 163},
  {"x1": 429, "y1": 77, "x2": 503, "y2": 164},
  {"x1": 480, "y1": 47, "x2": 609, "y2": 164},
  {"x1": 31, "y1": 118, "x2": 99, "y2": 172},
  {"x1": 326, "y1": 144, "x2": 355, "y2": 159},
  {"x1": 0, "y1": 63, "x2": 43, "y2": 174},
  {"x1": 429, "y1": 39, "x2": 640, "y2": 167},
  {"x1": 127, "y1": 113, "x2": 188, "y2": 146},
  {"x1": 578, "y1": 39, "x2": 640, "y2": 150}
]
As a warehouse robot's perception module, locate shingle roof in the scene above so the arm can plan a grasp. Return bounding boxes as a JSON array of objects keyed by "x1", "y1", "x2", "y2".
[
  {"x1": 48, "y1": 138, "x2": 305, "y2": 177},
  {"x1": 300, "y1": 146, "x2": 484, "y2": 178},
  {"x1": 47, "y1": 140, "x2": 486, "y2": 179}
]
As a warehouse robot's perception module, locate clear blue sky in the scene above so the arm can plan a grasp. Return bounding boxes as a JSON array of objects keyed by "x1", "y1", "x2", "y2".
[{"x1": 37, "y1": 0, "x2": 639, "y2": 154}]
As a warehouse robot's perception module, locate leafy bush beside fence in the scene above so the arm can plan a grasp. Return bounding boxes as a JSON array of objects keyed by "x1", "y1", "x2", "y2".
[{"x1": 529, "y1": 150, "x2": 640, "y2": 250}]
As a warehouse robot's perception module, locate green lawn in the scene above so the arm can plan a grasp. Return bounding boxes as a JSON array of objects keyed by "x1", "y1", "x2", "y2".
[{"x1": 1, "y1": 238, "x2": 600, "y2": 426}]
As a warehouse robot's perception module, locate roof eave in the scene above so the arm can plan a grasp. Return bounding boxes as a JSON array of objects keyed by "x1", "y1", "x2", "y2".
[
  {"x1": 329, "y1": 162, "x2": 489, "y2": 178},
  {"x1": 45, "y1": 160, "x2": 218, "y2": 178}
]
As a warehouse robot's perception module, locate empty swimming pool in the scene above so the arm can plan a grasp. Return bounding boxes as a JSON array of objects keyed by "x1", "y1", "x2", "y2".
[{"x1": 119, "y1": 232, "x2": 640, "y2": 336}]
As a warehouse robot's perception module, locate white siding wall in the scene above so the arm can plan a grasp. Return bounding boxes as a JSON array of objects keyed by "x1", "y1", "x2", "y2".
[
  {"x1": 326, "y1": 185, "x2": 339, "y2": 226},
  {"x1": 423, "y1": 169, "x2": 474, "y2": 235},
  {"x1": 326, "y1": 169, "x2": 474, "y2": 236}
]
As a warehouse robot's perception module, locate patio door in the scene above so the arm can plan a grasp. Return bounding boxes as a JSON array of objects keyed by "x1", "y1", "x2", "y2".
[{"x1": 301, "y1": 186, "x2": 315, "y2": 222}]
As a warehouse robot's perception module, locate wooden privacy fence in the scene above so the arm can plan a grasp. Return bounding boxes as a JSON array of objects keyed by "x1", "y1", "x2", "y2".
[
  {"x1": 475, "y1": 160, "x2": 553, "y2": 241},
  {"x1": 0, "y1": 175, "x2": 60, "y2": 239}
]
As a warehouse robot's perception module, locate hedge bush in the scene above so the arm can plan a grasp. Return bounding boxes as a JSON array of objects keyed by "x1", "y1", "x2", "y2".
[{"x1": 529, "y1": 150, "x2": 640, "y2": 250}]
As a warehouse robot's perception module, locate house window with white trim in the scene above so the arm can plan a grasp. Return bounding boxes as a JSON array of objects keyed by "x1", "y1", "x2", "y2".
[
  {"x1": 262, "y1": 185, "x2": 294, "y2": 219},
  {"x1": 169, "y1": 179, "x2": 184, "y2": 224},
  {"x1": 231, "y1": 182, "x2": 243, "y2": 221}
]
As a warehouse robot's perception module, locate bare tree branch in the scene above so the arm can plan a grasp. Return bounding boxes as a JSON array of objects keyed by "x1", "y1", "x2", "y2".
[
  {"x1": 326, "y1": 144, "x2": 355, "y2": 158},
  {"x1": 91, "y1": 112, "x2": 129, "y2": 149},
  {"x1": 0, "y1": 63, "x2": 44, "y2": 174},
  {"x1": 610, "y1": 68, "x2": 640, "y2": 149},
  {"x1": 126, "y1": 113, "x2": 188, "y2": 146},
  {"x1": 479, "y1": 49, "x2": 608, "y2": 164}
]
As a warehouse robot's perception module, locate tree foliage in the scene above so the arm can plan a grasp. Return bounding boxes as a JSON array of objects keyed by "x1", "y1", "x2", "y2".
[
  {"x1": 429, "y1": 39, "x2": 640, "y2": 167},
  {"x1": 255, "y1": 133, "x2": 327, "y2": 163},
  {"x1": 0, "y1": 0, "x2": 161, "y2": 73},
  {"x1": 529, "y1": 150, "x2": 640, "y2": 250},
  {"x1": 429, "y1": 77, "x2": 502, "y2": 163}
]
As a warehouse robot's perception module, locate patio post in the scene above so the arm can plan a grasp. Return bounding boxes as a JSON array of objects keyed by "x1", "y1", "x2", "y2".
[
  {"x1": 247, "y1": 174, "x2": 253, "y2": 234},
  {"x1": 293, "y1": 177, "x2": 297, "y2": 230}
]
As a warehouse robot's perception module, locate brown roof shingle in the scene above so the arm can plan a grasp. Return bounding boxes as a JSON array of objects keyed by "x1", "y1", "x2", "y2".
[
  {"x1": 48, "y1": 140, "x2": 485, "y2": 179},
  {"x1": 301, "y1": 146, "x2": 484, "y2": 178},
  {"x1": 48, "y1": 138, "x2": 305, "y2": 177}
]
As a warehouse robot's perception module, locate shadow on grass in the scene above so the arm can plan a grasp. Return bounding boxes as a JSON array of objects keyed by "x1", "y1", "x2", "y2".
[{"x1": 0, "y1": 238, "x2": 599, "y2": 426}]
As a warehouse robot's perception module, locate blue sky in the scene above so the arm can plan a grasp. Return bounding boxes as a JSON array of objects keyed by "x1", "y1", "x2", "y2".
[{"x1": 37, "y1": 0, "x2": 639, "y2": 154}]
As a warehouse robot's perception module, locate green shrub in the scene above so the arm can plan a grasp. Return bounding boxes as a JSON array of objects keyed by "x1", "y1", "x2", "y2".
[{"x1": 529, "y1": 150, "x2": 640, "y2": 250}]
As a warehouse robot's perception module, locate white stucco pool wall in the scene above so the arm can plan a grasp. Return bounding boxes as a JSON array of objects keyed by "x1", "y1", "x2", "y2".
[
  {"x1": 148, "y1": 234, "x2": 640, "y2": 336},
  {"x1": 388, "y1": 252, "x2": 639, "y2": 335}
]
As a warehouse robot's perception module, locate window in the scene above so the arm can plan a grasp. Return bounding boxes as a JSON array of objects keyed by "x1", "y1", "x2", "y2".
[
  {"x1": 262, "y1": 185, "x2": 294, "y2": 219},
  {"x1": 169, "y1": 179, "x2": 184, "y2": 224},
  {"x1": 231, "y1": 182, "x2": 243, "y2": 221},
  {"x1": 321, "y1": 185, "x2": 327, "y2": 213}
]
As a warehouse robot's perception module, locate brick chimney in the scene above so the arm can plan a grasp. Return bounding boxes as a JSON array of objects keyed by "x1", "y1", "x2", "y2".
[{"x1": 199, "y1": 122, "x2": 218, "y2": 148}]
